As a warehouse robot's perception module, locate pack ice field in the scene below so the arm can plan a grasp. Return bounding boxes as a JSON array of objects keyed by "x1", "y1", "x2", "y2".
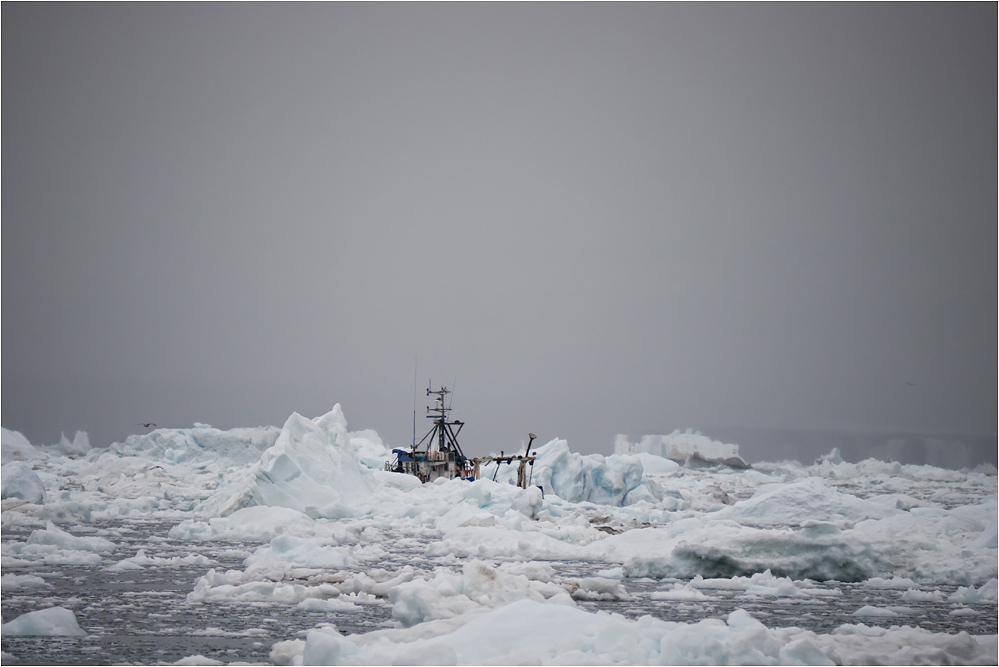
[{"x1": 2, "y1": 401, "x2": 996, "y2": 665}]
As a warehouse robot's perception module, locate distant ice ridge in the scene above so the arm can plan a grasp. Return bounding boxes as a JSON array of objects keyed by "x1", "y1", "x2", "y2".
[
  {"x1": 51, "y1": 431, "x2": 91, "y2": 457},
  {"x1": 615, "y1": 430, "x2": 747, "y2": 467},
  {"x1": 110, "y1": 423, "x2": 280, "y2": 467},
  {"x1": 1, "y1": 427, "x2": 91, "y2": 461}
]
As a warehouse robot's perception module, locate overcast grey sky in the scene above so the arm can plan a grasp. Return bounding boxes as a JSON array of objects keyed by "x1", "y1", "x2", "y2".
[{"x1": 3, "y1": 4, "x2": 996, "y2": 459}]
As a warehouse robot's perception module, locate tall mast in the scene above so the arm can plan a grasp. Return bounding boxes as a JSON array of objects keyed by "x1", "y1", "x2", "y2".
[{"x1": 414, "y1": 382, "x2": 465, "y2": 458}]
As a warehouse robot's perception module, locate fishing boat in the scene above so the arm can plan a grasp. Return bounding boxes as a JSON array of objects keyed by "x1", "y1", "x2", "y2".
[
  {"x1": 387, "y1": 383, "x2": 473, "y2": 482},
  {"x1": 386, "y1": 382, "x2": 538, "y2": 487}
]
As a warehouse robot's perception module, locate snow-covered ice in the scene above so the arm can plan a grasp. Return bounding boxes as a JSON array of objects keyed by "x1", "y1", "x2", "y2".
[{"x1": 2, "y1": 405, "x2": 996, "y2": 664}]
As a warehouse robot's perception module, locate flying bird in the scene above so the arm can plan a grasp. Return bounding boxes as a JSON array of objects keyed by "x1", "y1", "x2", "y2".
[
  {"x1": 905, "y1": 381, "x2": 915, "y2": 387},
  {"x1": 137, "y1": 423, "x2": 157, "y2": 428}
]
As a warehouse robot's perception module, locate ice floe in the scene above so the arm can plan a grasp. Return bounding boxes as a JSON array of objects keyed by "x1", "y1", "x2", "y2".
[
  {"x1": 268, "y1": 599, "x2": 997, "y2": 666},
  {"x1": 2, "y1": 405, "x2": 996, "y2": 665}
]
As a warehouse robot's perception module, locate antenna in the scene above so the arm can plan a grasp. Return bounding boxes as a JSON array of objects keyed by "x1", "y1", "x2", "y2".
[
  {"x1": 448, "y1": 377, "x2": 457, "y2": 410},
  {"x1": 412, "y1": 356, "x2": 418, "y2": 448}
]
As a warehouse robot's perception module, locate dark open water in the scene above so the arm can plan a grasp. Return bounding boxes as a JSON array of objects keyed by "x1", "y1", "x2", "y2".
[{"x1": 3, "y1": 519, "x2": 995, "y2": 665}]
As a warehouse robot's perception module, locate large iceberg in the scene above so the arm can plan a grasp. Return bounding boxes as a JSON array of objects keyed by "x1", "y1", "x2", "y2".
[
  {"x1": 201, "y1": 406, "x2": 378, "y2": 518},
  {"x1": 525, "y1": 438, "x2": 656, "y2": 506}
]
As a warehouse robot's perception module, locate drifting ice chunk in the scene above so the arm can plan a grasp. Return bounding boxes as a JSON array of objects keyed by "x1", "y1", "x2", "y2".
[
  {"x1": 948, "y1": 579, "x2": 998, "y2": 604},
  {"x1": 569, "y1": 576, "x2": 632, "y2": 601},
  {"x1": 651, "y1": 582, "x2": 710, "y2": 600},
  {"x1": 107, "y1": 549, "x2": 213, "y2": 570},
  {"x1": 174, "y1": 655, "x2": 222, "y2": 666},
  {"x1": 901, "y1": 588, "x2": 946, "y2": 602},
  {"x1": 1, "y1": 461, "x2": 46, "y2": 504},
  {"x1": 0, "y1": 574, "x2": 51, "y2": 589},
  {"x1": 26, "y1": 521, "x2": 117, "y2": 553},
  {"x1": 615, "y1": 430, "x2": 748, "y2": 468},
  {"x1": 864, "y1": 576, "x2": 918, "y2": 590},
  {"x1": 853, "y1": 605, "x2": 899, "y2": 617},
  {"x1": 1, "y1": 606, "x2": 86, "y2": 636}
]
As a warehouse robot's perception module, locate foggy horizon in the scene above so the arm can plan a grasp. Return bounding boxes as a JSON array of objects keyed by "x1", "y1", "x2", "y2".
[{"x1": 3, "y1": 4, "x2": 996, "y2": 463}]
